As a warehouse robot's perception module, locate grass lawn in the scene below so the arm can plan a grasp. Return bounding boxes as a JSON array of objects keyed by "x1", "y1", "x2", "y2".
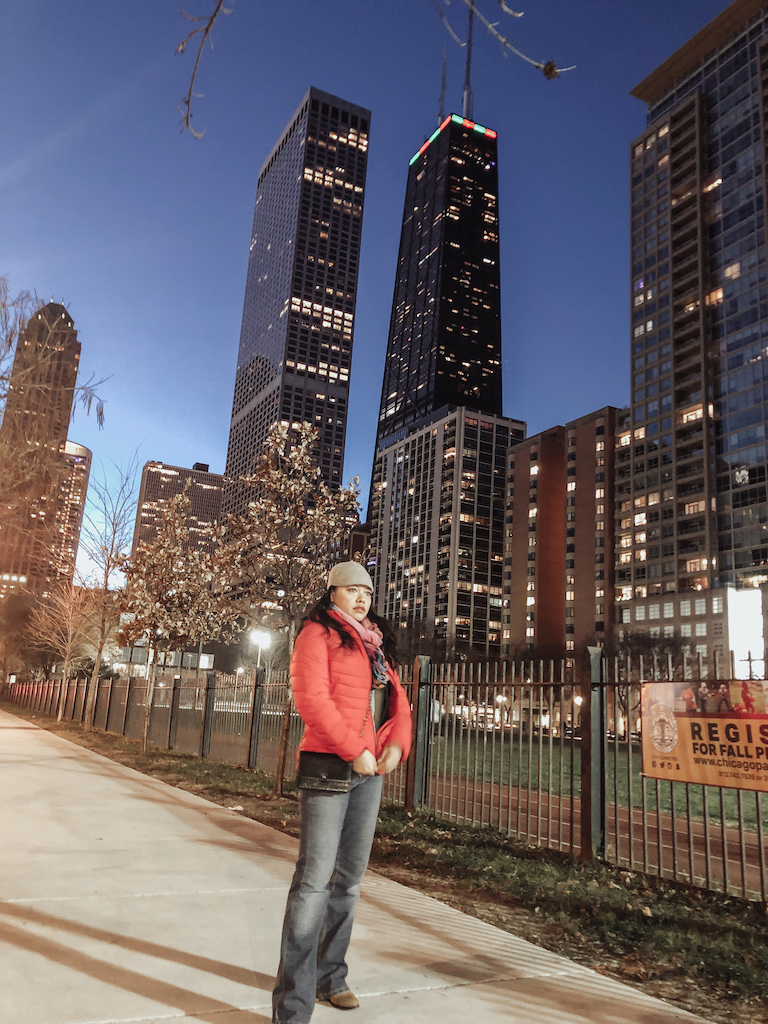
[{"x1": 429, "y1": 727, "x2": 765, "y2": 830}]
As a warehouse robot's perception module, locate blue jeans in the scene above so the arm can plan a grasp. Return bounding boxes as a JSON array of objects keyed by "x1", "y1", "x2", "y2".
[{"x1": 272, "y1": 772, "x2": 383, "y2": 1024}]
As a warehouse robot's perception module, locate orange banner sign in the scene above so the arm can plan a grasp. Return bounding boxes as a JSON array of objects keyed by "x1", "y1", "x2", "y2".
[{"x1": 641, "y1": 680, "x2": 768, "y2": 793}]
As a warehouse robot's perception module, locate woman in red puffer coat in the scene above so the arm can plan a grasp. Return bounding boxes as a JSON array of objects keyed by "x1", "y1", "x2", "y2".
[{"x1": 272, "y1": 562, "x2": 411, "y2": 1024}]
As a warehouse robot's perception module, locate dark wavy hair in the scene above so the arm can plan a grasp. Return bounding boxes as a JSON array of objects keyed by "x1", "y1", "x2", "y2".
[{"x1": 301, "y1": 588, "x2": 399, "y2": 665}]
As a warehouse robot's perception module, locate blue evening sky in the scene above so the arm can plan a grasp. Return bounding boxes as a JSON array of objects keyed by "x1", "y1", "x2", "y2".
[{"x1": 2, "y1": 0, "x2": 727, "y2": 522}]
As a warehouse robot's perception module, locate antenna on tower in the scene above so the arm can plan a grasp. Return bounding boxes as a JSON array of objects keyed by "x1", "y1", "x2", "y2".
[
  {"x1": 439, "y1": 43, "x2": 447, "y2": 124},
  {"x1": 462, "y1": 0, "x2": 475, "y2": 119}
]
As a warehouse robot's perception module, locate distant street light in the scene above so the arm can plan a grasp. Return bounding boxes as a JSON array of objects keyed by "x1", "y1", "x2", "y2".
[{"x1": 250, "y1": 629, "x2": 272, "y2": 668}]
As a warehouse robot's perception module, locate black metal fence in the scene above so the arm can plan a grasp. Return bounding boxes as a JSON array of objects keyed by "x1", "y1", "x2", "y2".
[{"x1": 4, "y1": 653, "x2": 767, "y2": 903}]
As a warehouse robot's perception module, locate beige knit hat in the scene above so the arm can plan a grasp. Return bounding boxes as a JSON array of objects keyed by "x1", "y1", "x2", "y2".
[{"x1": 328, "y1": 561, "x2": 374, "y2": 591}]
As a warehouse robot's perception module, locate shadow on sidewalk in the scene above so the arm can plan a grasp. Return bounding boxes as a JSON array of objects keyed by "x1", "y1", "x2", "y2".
[{"x1": 0, "y1": 903, "x2": 271, "y2": 1023}]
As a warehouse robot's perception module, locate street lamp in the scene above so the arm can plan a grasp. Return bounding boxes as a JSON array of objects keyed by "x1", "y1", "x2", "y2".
[{"x1": 250, "y1": 629, "x2": 272, "y2": 668}]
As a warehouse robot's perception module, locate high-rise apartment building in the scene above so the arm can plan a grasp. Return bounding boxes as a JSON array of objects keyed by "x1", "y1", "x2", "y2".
[
  {"x1": 618, "y1": 0, "x2": 768, "y2": 664},
  {"x1": 132, "y1": 461, "x2": 223, "y2": 554},
  {"x1": 504, "y1": 408, "x2": 618, "y2": 664},
  {"x1": 224, "y1": 87, "x2": 370, "y2": 518},
  {"x1": 371, "y1": 406, "x2": 524, "y2": 656},
  {"x1": 374, "y1": 114, "x2": 503, "y2": 456},
  {"x1": 49, "y1": 441, "x2": 92, "y2": 580},
  {"x1": 0, "y1": 303, "x2": 84, "y2": 597}
]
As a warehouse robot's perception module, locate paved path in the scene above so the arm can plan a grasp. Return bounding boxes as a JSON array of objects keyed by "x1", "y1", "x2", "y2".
[{"x1": 0, "y1": 710, "x2": 711, "y2": 1024}]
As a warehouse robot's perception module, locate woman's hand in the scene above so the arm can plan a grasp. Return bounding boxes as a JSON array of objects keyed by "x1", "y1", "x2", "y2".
[
  {"x1": 351, "y1": 749, "x2": 377, "y2": 776},
  {"x1": 376, "y1": 744, "x2": 402, "y2": 776}
]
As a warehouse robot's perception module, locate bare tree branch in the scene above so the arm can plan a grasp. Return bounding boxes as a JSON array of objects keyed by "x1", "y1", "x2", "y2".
[
  {"x1": 176, "y1": 0, "x2": 231, "y2": 138},
  {"x1": 433, "y1": 0, "x2": 575, "y2": 79}
]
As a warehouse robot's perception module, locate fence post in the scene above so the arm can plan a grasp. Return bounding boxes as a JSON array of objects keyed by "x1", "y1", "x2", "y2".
[
  {"x1": 580, "y1": 646, "x2": 607, "y2": 862},
  {"x1": 200, "y1": 671, "x2": 216, "y2": 759},
  {"x1": 246, "y1": 668, "x2": 265, "y2": 770},
  {"x1": 405, "y1": 656, "x2": 432, "y2": 811},
  {"x1": 168, "y1": 675, "x2": 181, "y2": 749}
]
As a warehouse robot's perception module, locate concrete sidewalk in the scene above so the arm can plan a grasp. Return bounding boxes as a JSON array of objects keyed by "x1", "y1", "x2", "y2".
[{"x1": 0, "y1": 710, "x2": 709, "y2": 1024}]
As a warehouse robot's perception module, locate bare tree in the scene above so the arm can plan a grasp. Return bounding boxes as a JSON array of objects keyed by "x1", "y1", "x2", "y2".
[
  {"x1": 25, "y1": 582, "x2": 93, "y2": 720},
  {"x1": 78, "y1": 456, "x2": 138, "y2": 731},
  {"x1": 227, "y1": 422, "x2": 360, "y2": 795},
  {"x1": 0, "y1": 593, "x2": 34, "y2": 683}
]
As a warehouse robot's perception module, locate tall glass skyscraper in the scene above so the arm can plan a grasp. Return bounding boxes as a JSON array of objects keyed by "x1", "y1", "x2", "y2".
[
  {"x1": 374, "y1": 114, "x2": 503, "y2": 455},
  {"x1": 369, "y1": 113, "x2": 522, "y2": 655},
  {"x1": 224, "y1": 87, "x2": 370, "y2": 517},
  {"x1": 617, "y1": 0, "x2": 768, "y2": 664}
]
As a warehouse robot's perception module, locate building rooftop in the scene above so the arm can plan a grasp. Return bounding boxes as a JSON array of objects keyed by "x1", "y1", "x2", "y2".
[{"x1": 631, "y1": 0, "x2": 766, "y2": 105}]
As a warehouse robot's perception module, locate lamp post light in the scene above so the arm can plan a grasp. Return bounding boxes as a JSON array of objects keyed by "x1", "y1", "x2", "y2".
[{"x1": 250, "y1": 629, "x2": 272, "y2": 668}]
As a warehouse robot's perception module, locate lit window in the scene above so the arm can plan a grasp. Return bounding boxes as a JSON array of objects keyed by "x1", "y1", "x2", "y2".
[
  {"x1": 567, "y1": 481, "x2": 576, "y2": 492},
  {"x1": 634, "y1": 512, "x2": 647, "y2": 526},
  {"x1": 635, "y1": 606, "x2": 646, "y2": 621}
]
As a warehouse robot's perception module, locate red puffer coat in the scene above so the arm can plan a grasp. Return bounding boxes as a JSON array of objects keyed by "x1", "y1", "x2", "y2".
[{"x1": 291, "y1": 612, "x2": 412, "y2": 765}]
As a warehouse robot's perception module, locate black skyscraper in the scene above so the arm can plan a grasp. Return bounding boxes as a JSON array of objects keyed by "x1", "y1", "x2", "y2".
[
  {"x1": 224, "y1": 87, "x2": 370, "y2": 518},
  {"x1": 374, "y1": 114, "x2": 503, "y2": 454}
]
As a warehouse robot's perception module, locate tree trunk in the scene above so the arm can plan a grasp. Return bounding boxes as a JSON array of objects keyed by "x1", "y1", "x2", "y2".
[
  {"x1": 271, "y1": 692, "x2": 292, "y2": 798},
  {"x1": 140, "y1": 650, "x2": 157, "y2": 755},
  {"x1": 84, "y1": 638, "x2": 105, "y2": 732},
  {"x1": 270, "y1": 621, "x2": 297, "y2": 798},
  {"x1": 57, "y1": 658, "x2": 71, "y2": 722}
]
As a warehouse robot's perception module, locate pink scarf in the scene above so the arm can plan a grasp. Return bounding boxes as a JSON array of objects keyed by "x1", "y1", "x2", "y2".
[{"x1": 330, "y1": 606, "x2": 389, "y2": 688}]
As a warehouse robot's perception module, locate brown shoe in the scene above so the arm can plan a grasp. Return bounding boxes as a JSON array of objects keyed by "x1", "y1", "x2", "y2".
[{"x1": 328, "y1": 991, "x2": 360, "y2": 1010}]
